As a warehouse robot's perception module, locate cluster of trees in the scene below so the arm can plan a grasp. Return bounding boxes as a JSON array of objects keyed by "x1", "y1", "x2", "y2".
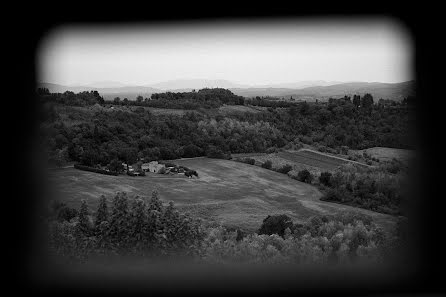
[
  {"x1": 108, "y1": 88, "x2": 245, "y2": 109},
  {"x1": 41, "y1": 106, "x2": 287, "y2": 167},
  {"x1": 238, "y1": 157, "x2": 313, "y2": 183},
  {"x1": 48, "y1": 191, "x2": 205, "y2": 260},
  {"x1": 319, "y1": 163, "x2": 406, "y2": 215},
  {"x1": 39, "y1": 90, "x2": 105, "y2": 106},
  {"x1": 47, "y1": 192, "x2": 405, "y2": 265},
  {"x1": 232, "y1": 94, "x2": 412, "y2": 150},
  {"x1": 244, "y1": 96, "x2": 300, "y2": 108}
]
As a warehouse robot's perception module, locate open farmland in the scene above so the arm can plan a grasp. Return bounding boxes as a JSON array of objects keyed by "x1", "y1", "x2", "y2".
[
  {"x1": 277, "y1": 150, "x2": 349, "y2": 171},
  {"x1": 46, "y1": 158, "x2": 396, "y2": 232},
  {"x1": 352, "y1": 147, "x2": 415, "y2": 164},
  {"x1": 218, "y1": 104, "x2": 264, "y2": 115},
  {"x1": 235, "y1": 149, "x2": 369, "y2": 177}
]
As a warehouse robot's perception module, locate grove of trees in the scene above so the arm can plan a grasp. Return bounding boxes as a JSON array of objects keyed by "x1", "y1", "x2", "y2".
[{"x1": 47, "y1": 191, "x2": 406, "y2": 265}]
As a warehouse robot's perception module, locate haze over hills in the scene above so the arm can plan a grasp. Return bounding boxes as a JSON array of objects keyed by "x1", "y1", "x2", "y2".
[
  {"x1": 148, "y1": 79, "x2": 250, "y2": 90},
  {"x1": 231, "y1": 81, "x2": 415, "y2": 101},
  {"x1": 38, "y1": 79, "x2": 415, "y2": 102},
  {"x1": 81, "y1": 81, "x2": 130, "y2": 88}
]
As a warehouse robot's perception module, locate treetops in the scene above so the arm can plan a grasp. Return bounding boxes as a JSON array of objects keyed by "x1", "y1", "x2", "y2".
[{"x1": 47, "y1": 190, "x2": 405, "y2": 265}]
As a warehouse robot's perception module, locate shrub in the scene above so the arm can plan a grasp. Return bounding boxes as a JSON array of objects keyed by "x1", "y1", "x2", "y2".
[
  {"x1": 261, "y1": 160, "x2": 272, "y2": 169},
  {"x1": 320, "y1": 187, "x2": 355, "y2": 204},
  {"x1": 258, "y1": 214, "x2": 293, "y2": 237},
  {"x1": 297, "y1": 169, "x2": 313, "y2": 183},
  {"x1": 276, "y1": 164, "x2": 293, "y2": 174},
  {"x1": 265, "y1": 147, "x2": 278, "y2": 154},
  {"x1": 242, "y1": 158, "x2": 255, "y2": 165},
  {"x1": 108, "y1": 159, "x2": 124, "y2": 173},
  {"x1": 319, "y1": 172, "x2": 332, "y2": 187},
  {"x1": 185, "y1": 170, "x2": 198, "y2": 177},
  {"x1": 57, "y1": 205, "x2": 78, "y2": 222}
]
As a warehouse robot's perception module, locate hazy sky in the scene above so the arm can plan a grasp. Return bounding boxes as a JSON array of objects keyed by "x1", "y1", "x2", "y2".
[{"x1": 38, "y1": 18, "x2": 413, "y2": 86}]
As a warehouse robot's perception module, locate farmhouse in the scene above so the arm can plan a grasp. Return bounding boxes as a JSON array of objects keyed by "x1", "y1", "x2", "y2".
[{"x1": 143, "y1": 161, "x2": 166, "y2": 173}]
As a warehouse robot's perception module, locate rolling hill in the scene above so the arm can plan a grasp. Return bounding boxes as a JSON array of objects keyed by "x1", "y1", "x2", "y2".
[
  {"x1": 230, "y1": 81, "x2": 415, "y2": 101},
  {"x1": 38, "y1": 80, "x2": 415, "y2": 101},
  {"x1": 46, "y1": 158, "x2": 397, "y2": 232}
]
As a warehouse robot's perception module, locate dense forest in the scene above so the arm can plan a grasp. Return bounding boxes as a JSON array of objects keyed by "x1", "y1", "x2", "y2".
[{"x1": 38, "y1": 88, "x2": 413, "y2": 168}]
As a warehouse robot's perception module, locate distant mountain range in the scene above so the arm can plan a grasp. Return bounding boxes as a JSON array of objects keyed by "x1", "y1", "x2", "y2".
[
  {"x1": 231, "y1": 81, "x2": 415, "y2": 101},
  {"x1": 38, "y1": 79, "x2": 415, "y2": 101}
]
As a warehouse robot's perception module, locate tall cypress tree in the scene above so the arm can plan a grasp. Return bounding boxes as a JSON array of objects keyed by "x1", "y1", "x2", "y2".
[
  {"x1": 95, "y1": 195, "x2": 108, "y2": 229},
  {"x1": 129, "y1": 196, "x2": 147, "y2": 250},
  {"x1": 107, "y1": 192, "x2": 130, "y2": 248},
  {"x1": 353, "y1": 95, "x2": 361, "y2": 108},
  {"x1": 77, "y1": 199, "x2": 90, "y2": 236},
  {"x1": 148, "y1": 190, "x2": 163, "y2": 212}
]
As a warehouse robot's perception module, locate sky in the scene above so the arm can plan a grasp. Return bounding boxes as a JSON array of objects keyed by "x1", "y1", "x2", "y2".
[{"x1": 38, "y1": 18, "x2": 414, "y2": 86}]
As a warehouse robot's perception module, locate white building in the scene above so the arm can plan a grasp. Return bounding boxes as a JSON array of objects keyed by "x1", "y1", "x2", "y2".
[{"x1": 143, "y1": 161, "x2": 165, "y2": 173}]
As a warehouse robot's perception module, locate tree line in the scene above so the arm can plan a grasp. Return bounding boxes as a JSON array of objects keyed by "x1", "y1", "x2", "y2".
[
  {"x1": 39, "y1": 89, "x2": 412, "y2": 169},
  {"x1": 47, "y1": 190, "x2": 407, "y2": 264}
]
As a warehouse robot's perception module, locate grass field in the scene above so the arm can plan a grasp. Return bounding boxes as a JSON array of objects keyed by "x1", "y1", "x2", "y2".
[
  {"x1": 46, "y1": 158, "x2": 397, "y2": 232},
  {"x1": 218, "y1": 105, "x2": 264, "y2": 115},
  {"x1": 277, "y1": 150, "x2": 348, "y2": 171},
  {"x1": 353, "y1": 147, "x2": 415, "y2": 164},
  {"x1": 234, "y1": 149, "x2": 367, "y2": 176}
]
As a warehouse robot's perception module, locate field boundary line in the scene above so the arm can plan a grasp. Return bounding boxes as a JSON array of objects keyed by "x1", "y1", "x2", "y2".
[{"x1": 297, "y1": 149, "x2": 372, "y2": 168}]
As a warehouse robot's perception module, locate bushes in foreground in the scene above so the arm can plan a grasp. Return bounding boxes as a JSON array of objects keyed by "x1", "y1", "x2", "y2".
[
  {"x1": 48, "y1": 191, "x2": 204, "y2": 260},
  {"x1": 195, "y1": 212, "x2": 394, "y2": 265},
  {"x1": 275, "y1": 164, "x2": 293, "y2": 174},
  {"x1": 47, "y1": 191, "x2": 404, "y2": 265}
]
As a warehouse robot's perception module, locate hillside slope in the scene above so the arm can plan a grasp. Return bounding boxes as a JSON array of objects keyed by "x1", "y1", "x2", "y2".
[{"x1": 46, "y1": 158, "x2": 397, "y2": 232}]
